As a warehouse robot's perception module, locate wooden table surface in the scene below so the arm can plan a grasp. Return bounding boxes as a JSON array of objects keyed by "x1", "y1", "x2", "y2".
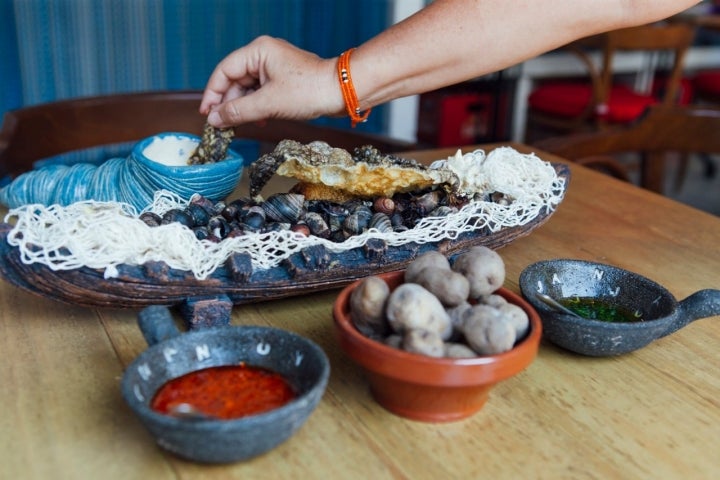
[{"x1": 1, "y1": 144, "x2": 719, "y2": 479}]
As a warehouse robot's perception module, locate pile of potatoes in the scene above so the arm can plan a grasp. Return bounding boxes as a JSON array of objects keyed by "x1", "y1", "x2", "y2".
[{"x1": 350, "y1": 246, "x2": 529, "y2": 358}]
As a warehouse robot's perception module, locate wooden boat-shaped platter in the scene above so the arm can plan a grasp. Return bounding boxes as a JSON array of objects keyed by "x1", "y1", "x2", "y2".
[{"x1": 0, "y1": 163, "x2": 569, "y2": 327}]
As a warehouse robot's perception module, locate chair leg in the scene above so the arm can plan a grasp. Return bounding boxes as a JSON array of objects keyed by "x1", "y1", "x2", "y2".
[
  {"x1": 673, "y1": 154, "x2": 717, "y2": 193},
  {"x1": 673, "y1": 154, "x2": 690, "y2": 193},
  {"x1": 640, "y1": 152, "x2": 666, "y2": 194},
  {"x1": 699, "y1": 154, "x2": 717, "y2": 179}
]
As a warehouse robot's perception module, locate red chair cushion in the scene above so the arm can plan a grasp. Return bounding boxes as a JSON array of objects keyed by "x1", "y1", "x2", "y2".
[
  {"x1": 528, "y1": 82, "x2": 592, "y2": 117},
  {"x1": 694, "y1": 70, "x2": 720, "y2": 95},
  {"x1": 528, "y1": 81, "x2": 658, "y2": 124},
  {"x1": 652, "y1": 77, "x2": 694, "y2": 105},
  {"x1": 604, "y1": 85, "x2": 658, "y2": 123}
]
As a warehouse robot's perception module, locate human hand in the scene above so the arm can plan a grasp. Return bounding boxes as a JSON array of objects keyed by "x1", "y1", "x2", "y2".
[{"x1": 200, "y1": 36, "x2": 345, "y2": 127}]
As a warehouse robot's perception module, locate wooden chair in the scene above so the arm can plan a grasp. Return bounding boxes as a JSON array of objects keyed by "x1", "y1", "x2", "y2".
[
  {"x1": 524, "y1": 23, "x2": 696, "y2": 143},
  {"x1": 690, "y1": 14, "x2": 720, "y2": 103},
  {"x1": 0, "y1": 90, "x2": 415, "y2": 179},
  {"x1": 685, "y1": 14, "x2": 720, "y2": 184},
  {"x1": 534, "y1": 104, "x2": 720, "y2": 192},
  {"x1": 673, "y1": 13, "x2": 720, "y2": 105}
]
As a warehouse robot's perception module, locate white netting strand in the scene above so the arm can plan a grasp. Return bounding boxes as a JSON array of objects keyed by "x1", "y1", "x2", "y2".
[{"x1": 4, "y1": 147, "x2": 565, "y2": 280}]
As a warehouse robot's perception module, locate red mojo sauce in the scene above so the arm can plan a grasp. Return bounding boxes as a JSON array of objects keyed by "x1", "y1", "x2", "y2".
[{"x1": 151, "y1": 363, "x2": 297, "y2": 420}]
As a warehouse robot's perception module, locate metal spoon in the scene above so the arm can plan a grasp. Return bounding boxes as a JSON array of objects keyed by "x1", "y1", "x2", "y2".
[
  {"x1": 534, "y1": 292, "x2": 585, "y2": 318},
  {"x1": 167, "y1": 403, "x2": 218, "y2": 421}
]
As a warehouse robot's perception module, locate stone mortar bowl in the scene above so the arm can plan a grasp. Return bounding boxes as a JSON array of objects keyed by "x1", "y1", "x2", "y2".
[
  {"x1": 121, "y1": 306, "x2": 330, "y2": 463},
  {"x1": 519, "y1": 259, "x2": 720, "y2": 356},
  {"x1": 333, "y1": 270, "x2": 542, "y2": 423}
]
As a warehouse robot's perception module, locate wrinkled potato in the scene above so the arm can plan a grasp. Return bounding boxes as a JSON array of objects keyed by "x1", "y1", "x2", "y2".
[
  {"x1": 384, "y1": 334, "x2": 403, "y2": 349},
  {"x1": 349, "y1": 247, "x2": 525, "y2": 360},
  {"x1": 478, "y1": 293, "x2": 508, "y2": 308},
  {"x1": 446, "y1": 301, "x2": 472, "y2": 330},
  {"x1": 350, "y1": 276, "x2": 390, "y2": 338},
  {"x1": 386, "y1": 283, "x2": 452, "y2": 340},
  {"x1": 498, "y1": 302, "x2": 530, "y2": 339},
  {"x1": 461, "y1": 304, "x2": 516, "y2": 355},
  {"x1": 404, "y1": 251, "x2": 450, "y2": 283},
  {"x1": 452, "y1": 246, "x2": 506, "y2": 298},
  {"x1": 403, "y1": 329, "x2": 445, "y2": 357},
  {"x1": 444, "y1": 342, "x2": 478, "y2": 358},
  {"x1": 413, "y1": 266, "x2": 470, "y2": 307}
]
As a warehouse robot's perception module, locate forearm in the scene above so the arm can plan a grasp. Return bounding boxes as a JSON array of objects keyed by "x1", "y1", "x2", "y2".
[
  {"x1": 350, "y1": 0, "x2": 701, "y2": 110},
  {"x1": 201, "y1": 0, "x2": 699, "y2": 126}
]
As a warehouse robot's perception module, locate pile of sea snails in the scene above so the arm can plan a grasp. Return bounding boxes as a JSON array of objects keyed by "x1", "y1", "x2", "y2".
[
  {"x1": 349, "y1": 247, "x2": 530, "y2": 358},
  {"x1": 138, "y1": 187, "x2": 469, "y2": 243}
]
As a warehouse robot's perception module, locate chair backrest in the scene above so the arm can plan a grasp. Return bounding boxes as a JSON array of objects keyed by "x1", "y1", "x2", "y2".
[
  {"x1": 525, "y1": 22, "x2": 697, "y2": 143},
  {"x1": 535, "y1": 104, "x2": 720, "y2": 191},
  {"x1": 597, "y1": 23, "x2": 696, "y2": 107},
  {"x1": 535, "y1": 105, "x2": 720, "y2": 159},
  {"x1": 0, "y1": 90, "x2": 415, "y2": 178}
]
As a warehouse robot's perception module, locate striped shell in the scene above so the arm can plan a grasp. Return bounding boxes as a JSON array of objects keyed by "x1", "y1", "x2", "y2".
[{"x1": 0, "y1": 133, "x2": 244, "y2": 211}]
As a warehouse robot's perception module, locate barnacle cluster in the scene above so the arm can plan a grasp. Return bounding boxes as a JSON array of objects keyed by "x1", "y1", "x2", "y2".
[
  {"x1": 188, "y1": 124, "x2": 235, "y2": 165},
  {"x1": 248, "y1": 140, "x2": 459, "y2": 201}
]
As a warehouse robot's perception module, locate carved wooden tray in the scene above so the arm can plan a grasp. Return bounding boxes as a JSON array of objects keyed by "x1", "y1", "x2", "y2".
[{"x1": 0, "y1": 164, "x2": 569, "y2": 314}]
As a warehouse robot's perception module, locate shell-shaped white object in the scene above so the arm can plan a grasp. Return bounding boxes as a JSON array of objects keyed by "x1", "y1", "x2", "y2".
[{"x1": 0, "y1": 132, "x2": 244, "y2": 211}]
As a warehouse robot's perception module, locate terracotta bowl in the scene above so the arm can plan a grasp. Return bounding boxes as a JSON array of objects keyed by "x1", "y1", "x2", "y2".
[{"x1": 332, "y1": 270, "x2": 542, "y2": 422}]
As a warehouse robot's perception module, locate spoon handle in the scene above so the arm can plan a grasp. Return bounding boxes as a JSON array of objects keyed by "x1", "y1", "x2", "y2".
[{"x1": 534, "y1": 292, "x2": 583, "y2": 318}]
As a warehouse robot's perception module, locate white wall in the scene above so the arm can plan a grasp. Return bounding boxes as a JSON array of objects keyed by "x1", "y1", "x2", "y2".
[{"x1": 387, "y1": 0, "x2": 424, "y2": 142}]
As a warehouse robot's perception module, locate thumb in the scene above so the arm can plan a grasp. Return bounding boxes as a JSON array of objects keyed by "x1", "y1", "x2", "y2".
[{"x1": 207, "y1": 94, "x2": 270, "y2": 127}]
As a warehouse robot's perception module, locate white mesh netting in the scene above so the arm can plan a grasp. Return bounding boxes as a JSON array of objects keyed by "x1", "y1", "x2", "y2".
[{"x1": 4, "y1": 147, "x2": 565, "y2": 280}]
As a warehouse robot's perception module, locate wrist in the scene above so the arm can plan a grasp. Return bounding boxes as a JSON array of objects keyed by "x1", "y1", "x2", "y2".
[
  {"x1": 317, "y1": 57, "x2": 347, "y2": 117},
  {"x1": 347, "y1": 44, "x2": 416, "y2": 113}
]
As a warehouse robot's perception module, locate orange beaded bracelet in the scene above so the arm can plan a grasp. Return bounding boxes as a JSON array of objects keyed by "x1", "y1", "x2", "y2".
[{"x1": 337, "y1": 48, "x2": 372, "y2": 128}]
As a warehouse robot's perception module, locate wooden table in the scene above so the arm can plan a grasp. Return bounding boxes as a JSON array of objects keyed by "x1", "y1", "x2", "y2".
[{"x1": 1, "y1": 144, "x2": 719, "y2": 479}]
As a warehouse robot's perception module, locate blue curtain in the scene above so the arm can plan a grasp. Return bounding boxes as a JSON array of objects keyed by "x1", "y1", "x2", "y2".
[
  {"x1": 0, "y1": 0, "x2": 22, "y2": 116},
  {"x1": 0, "y1": 0, "x2": 392, "y2": 134}
]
